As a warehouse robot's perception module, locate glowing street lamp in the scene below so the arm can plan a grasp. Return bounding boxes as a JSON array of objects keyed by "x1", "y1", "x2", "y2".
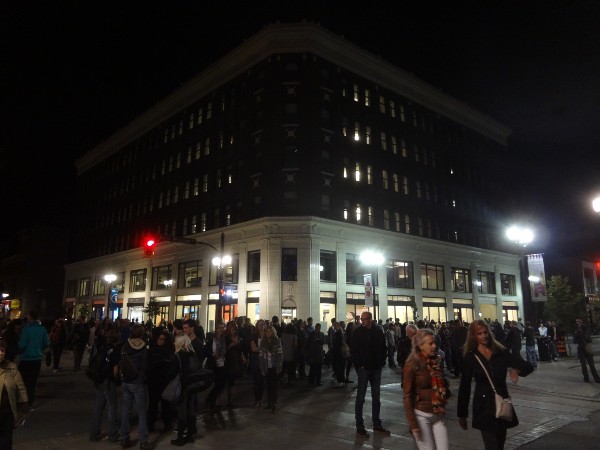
[
  {"x1": 360, "y1": 250, "x2": 385, "y2": 321},
  {"x1": 506, "y1": 226, "x2": 534, "y2": 247},
  {"x1": 592, "y1": 196, "x2": 600, "y2": 213}
]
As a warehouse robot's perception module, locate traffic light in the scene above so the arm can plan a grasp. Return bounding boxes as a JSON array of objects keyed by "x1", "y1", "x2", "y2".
[{"x1": 143, "y1": 237, "x2": 156, "y2": 257}]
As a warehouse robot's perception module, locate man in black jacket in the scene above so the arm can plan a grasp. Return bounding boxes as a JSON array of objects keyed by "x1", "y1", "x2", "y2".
[{"x1": 350, "y1": 311, "x2": 389, "y2": 437}]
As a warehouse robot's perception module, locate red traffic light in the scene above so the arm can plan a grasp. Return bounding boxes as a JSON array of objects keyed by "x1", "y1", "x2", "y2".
[{"x1": 143, "y1": 237, "x2": 156, "y2": 257}]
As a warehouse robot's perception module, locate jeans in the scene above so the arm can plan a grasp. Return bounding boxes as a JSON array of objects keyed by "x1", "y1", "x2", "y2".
[
  {"x1": 90, "y1": 380, "x2": 118, "y2": 441},
  {"x1": 525, "y1": 344, "x2": 538, "y2": 367},
  {"x1": 119, "y1": 382, "x2": 148, "y2": 444},
  {"x1": 250, "y1": 354, "x2": 264, "y2": 402},
  {"x1": 18, "y1": 359, "x2": 41, "y2": 407},
  {"x1": 578, "y1": 346, "x2": 600, "y2": 382},
  {"x1": 413, "y1": 409, "x2": 449, "y2": 450},
  {"x1": 308, "y1": 364, "x2": 322, "y2": 385},
  {"x1": 355, "y1": 367, "x2": 382, "y2": 428},
  {"x1": 387, "y1": 347, "x2": 396, "y2": 367},
  {"x1": 51, "y1": 344, "x2": 64, "y2": 369}
]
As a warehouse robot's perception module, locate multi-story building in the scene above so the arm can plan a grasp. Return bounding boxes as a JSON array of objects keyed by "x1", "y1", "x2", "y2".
[{"x1": 65, "y1": 22, "x2": 522, "y2": 329}]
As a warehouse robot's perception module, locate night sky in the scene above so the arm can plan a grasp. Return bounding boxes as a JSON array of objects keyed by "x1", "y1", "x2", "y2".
[{"x1": 2, "y1": 1, "x2": 600, "y2": 257}]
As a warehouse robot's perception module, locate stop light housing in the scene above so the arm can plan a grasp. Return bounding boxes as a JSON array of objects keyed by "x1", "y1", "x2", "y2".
[{"x1": 143, "y1": 237, "x2": 156, "y2": 257}]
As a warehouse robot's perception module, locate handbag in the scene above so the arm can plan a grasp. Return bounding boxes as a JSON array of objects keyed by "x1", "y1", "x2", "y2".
[
  {"x1": 161, "y1": 354, "x2": 182, "y2": 404},
  {"x1": 341, "y1": 342, "x2": 351, "y2": 359},
  {"x1": 473, "y1": 354, "x2": 514, "y2": 422}
]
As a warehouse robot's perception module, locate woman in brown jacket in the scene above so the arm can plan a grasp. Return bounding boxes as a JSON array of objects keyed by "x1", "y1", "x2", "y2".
[
  {"x1": 0, "y1": 338, "x2": 28, "y2": 449},
  {"x1": 402, "y1": 328, "x2": 449, "y2": 450}
]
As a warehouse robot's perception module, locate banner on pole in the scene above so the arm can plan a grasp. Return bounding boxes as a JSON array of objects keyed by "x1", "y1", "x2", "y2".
[
  {"x1": 364, "y1": 274, "x2": 373, "y2": 307},
  {"x1": 527, "y1": 254, "x2": 547, "y2": 302}
]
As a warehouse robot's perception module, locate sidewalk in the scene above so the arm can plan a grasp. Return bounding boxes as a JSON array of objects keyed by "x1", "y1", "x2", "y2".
[{"x1": 11, "y1": 342, "x2": 600, "y2": 450}]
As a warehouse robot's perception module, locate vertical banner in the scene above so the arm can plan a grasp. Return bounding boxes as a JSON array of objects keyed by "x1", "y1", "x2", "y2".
[
  {"x1": 364, "y1": 273, "x2": 373, "y2": 307},
  {"x1": 527, "y1": 254, "x2": 547, "y2": 302}
]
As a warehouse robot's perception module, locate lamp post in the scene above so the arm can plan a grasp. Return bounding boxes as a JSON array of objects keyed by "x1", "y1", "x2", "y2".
[
  {"x1": 360, "y1": 250, "x2": 385, "y2": 322},
  {"x1": 1, "y1": 293, "x2": 9, "y2": 319},
  {"x1": 104, "y1": 274, "x2": 117, "y2": 320},
  {"x1": 212, "y1": 255, "x2": 232, "y2": 322},
  {"x1": 506, "y1": 226, "x2": 536, "y2": 323}
]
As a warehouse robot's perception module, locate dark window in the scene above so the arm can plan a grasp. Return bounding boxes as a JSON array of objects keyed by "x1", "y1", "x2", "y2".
[
  {"x1": 320, "y1": 250, "x2": 336, "y2": 282},
  {"x1": 129, "y1": 269, "x2": 147, "y2": 293},
  {"x1": 387, "y1": 261, "x2": 414, "y2": 288},
  {"x1": 281, "y1": 248, "x2": 297, "y2": 281},
  {"x1": 247, "y1": 250, "x2": 261, "y2": 282},
  {"x1": 500, "y1": 274, "x2": 516, "y2": 296},
  {"x1": 451, "y1": 267, "x2": 471, "y2": 293},
  {"x1": 477, "y1": 271, "x2": 495, "y2": 294},
  {"x1": 421, "y1": 264, "x2": 445, "y2": 290},
  {"x1": 346, "y1": 253, "x2": 378, "y2": 285},
  {"x1": 178, "y1": 261, "x2": 203, "y2": 288},
  {"x1": 151, "y1": 265, "x2": 173, "y2": 290},
  {"x1": 66, "y1": 279, "x2": 77, "y2": 297}
]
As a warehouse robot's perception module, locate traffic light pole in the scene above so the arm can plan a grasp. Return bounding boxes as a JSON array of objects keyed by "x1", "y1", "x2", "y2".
[{"x1": 216, "y1": 232, "x2": 225, "y2": 324}]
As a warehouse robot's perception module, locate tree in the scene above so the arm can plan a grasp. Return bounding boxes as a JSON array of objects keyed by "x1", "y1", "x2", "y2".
[
  {"x1": 543, "y1": 275, "x2": 586, "y2": 334},
  {"x1": 143, "y1": 295, "x2": 161, "y2": 326},
  {"x1": 77, "y1": 302, "x2": 90, "y2": 320}
]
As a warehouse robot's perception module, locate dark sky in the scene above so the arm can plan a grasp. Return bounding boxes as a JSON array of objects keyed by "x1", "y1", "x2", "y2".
[{"x1": 2, "y1": 1, "x2": 600, "y2": 256}]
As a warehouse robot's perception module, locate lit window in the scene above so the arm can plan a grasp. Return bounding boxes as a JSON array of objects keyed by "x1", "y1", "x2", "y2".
[
  {"x1": 354, "y1": 122, "x2": 360, "y2": 141},
  {"x1": 394, "y1": 212, "x2": 401, "y2": 232},
  {"x1": 191, "y1": 215, "x2": 197, "y2": 233},
  {"x1": 355, "y1": 163, "x2": 361, "y2": 182},
  {"x1": 195, "y1": 142, "x2": 201, "y2": 159},
  {"x1": 366, "y1": 126, "x2": 371, "y2": 144},
  {"x1": 382, "y1": 170, "x2": 389, "y2": 189},
  {"x1": 189, "y1": 113, "x2": 194, "y2": 129},
  {"x1": 368, "y1": 206, "x2": 374, "y2": 226},
  {"x1": 187, "y1": 147, "x2": 192, "y2": 163},
  {"x1": 353, "y1": 84, "x2": 359, "y2": 102},
  {"x1": 364, "y1": 89, "x2": 370, "y2": 106},
  {"x1": 381, "y1": 132, "x2": 387, "y2": 150},
  {"x1": 367, "y1": 165, "x2": 373, "y2": 185},
  {"x1": 204, "y1": 138, "x2": 210, "y2": 155},
  {"x1": 219, "y1": 132, "x2": 224, "y2": 149},
  {"x1": 400, "y1": 105, "x2": 405, "y2": 122},
  {"x1": 197, "y1": 107, "x2": 203, "y2": 124},
  {"x1": 390, "y1": 100, "x2": 396, "y2": 118},
  {"x1": 379, "y1": 96, "x2": 386, "y2": 114},
  {"x1": 343, "y1": 208, "x2": 348, "y2": 220},
  {"x1": 343, "y1": 166, "x2": 348, "y2": 178},
  {"x1": 393, "y1": 173, "x2": 399, "y2": 192},
  {"x1": 403, "y1": 176, "x2": 409, "y2": 195},
  {"x1": 356, "y1": 204, "x2": 362, "y2": 223},
  {"x1": 383, "y1": 209, "x2": 390, "y2": 229},
  {"x1": 416, "y1": 181, "x2": 422, "y2": 198},
  {"x1": 193, "y1": 178, "x2": 199, "y2": 196},
  {"x1": 391, "y1": 136, "x2": 397, "y2": 154},
  {"x1": 203, "y1": 175, "x2": 208, "y2": 193},
  {"x1": 405, "y1": 214, "x2": 411, "y2": 234},
  {"x1": 201, "y1": 213, "x2": 206, "y2": 232},
  {"x1": 401, "y1": 139, "x2": 407, "y2": 158}
]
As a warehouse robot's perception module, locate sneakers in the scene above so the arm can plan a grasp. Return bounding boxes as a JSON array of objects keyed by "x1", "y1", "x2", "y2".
[
  {"x1": 356, "y1": 426, "x2": 369, "y2": 437},
  {"x1": 334, "y1": 382, "x2": 346, "y2": 388},
  {"x1": 170, "y1": 438, "x2": 186, "y2": 447},
  {"x1": 374, "y1": 425, "x2": 390, "y2": 434}
]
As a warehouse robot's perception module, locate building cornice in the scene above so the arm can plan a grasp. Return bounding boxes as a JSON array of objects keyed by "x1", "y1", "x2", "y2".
[{"x1": 76, "y1": 22, "x2": 511, "y2": 175}]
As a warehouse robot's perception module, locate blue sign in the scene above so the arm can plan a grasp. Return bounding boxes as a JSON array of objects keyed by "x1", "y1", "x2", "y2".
[{"x1": 110, "y1": 287, "x2": 119, "y2": 304}]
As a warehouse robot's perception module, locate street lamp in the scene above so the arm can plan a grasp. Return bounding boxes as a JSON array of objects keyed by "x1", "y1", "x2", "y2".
[
  {"x1": 163, "y1": 279, "x2": 173, "y2": 288},
  {"x1": 104, "y1": 274, "x2": 117, "y2": 319},
  {"x1": 360, "y1": 250, "x2": 384, "y2": 321},
  {"x1": 212, "y1": 255, "x2": 232, "y2": 321},
  {"x1": 506, "y1": 226, "x2": 537, "y2": 323},
  {"x1": 592, "y1": 196, "x2": 600, "y2": 213}
]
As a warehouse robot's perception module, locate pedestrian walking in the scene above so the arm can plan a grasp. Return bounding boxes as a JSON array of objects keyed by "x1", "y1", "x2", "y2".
[
  {"x1": 351, "y1": 311, "x2": 389, "y2": 437},
  {"x1": 457, "y1": 320, "x2": 533, "y2": 450},
  {"x1": 523, "y1": 322, "x2": 538, "y2": 369},
  {"x1": 259, "y1": 325, "x2": 283, "y2": 412},
  {"x1": 49, "y1": 319, "x2": 68, "y2": 372},
  {"x1": 17, "y1": 311, "x2": 49, "y2": 409},
  {"x1": 306, "y1": 323, "x2": 325, "y2": 385},
  {"x1": 403, "y1": 328, "x2": 449, "y2": 450},
  {"x1": 0, "y1": 338, "x2": 28, "y2": 449}
]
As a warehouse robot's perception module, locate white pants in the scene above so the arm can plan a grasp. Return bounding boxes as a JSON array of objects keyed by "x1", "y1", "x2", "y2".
[{"x1": 413, "y1": 409, "x2": 449, "y2": 450}]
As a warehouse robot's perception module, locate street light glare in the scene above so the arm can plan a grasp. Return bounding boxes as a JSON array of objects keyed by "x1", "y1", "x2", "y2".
[
  {"x1": 506, "y1": 226, "x2": 534, "y2": 246},
  {"x1": 104, "y1": 274, "x2": 117, "y2": 283},
  {"x1": 360, "y1": 250, "x2": 385, "y2": 266},
  {"x1": 592, "y1": 196, "x2": 600, "y2": 213}
]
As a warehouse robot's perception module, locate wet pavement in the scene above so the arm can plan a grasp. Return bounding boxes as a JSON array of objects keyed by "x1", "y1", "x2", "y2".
[{"x1": 12, "y1": 337, "x2": 600, "y2": 449}]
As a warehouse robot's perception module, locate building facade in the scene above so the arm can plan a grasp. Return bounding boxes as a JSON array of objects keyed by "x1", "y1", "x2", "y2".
[{"x1": 65, "y1": 23, "x2": 522, "y2": 328}]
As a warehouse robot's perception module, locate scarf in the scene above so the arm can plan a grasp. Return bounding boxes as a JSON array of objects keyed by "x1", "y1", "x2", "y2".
[{"x1": 419, "y1": 353, "x2": 447, "y2": 414}]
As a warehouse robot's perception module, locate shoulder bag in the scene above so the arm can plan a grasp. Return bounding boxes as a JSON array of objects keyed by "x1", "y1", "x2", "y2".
[
  {"x1": 161, "y1": 354, "x2": 182, "y2": 404},
  {"x1": 473, "y1": 353, "x2": 513, "y2": 422}
]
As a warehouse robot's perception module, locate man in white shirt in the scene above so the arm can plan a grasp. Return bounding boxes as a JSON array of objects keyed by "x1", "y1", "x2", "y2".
[{"x1": 538, "y1": 322, "x2": 548, "y2": 336}]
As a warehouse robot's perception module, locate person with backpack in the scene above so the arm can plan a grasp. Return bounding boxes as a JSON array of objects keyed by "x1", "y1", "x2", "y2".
[
  {"x1": 89, "y1": 328, "x2": 121, "y2": 442},
  {"x1": 118, "y1": 324, "x2": 149, "y2": 449},
  {"x1": 166, "y1": 333, "x2": 202, "y2": 446}
]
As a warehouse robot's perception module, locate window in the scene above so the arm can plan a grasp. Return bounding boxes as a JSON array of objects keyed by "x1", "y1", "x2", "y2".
[
  {"x1": 391, "y1": 135, "x2": 397, "y2": 154},
  {"x1": 382, "y1": 170, "x2": 389, "y2": 189},
  {"x1": 421, "y1": 264, "x2": 445, "y2": 290},
  {"x1": 93, "y1": 277, "x2": 105, "y2": 296},
  {"x1": 354, "y1": 122, "x2": 360, "y2": 141},
  {"x1": 394, "y1": 212, "x2": 401, "y2": 232},
  {"x1": 383, "y1": 209, "x2": 390, "y2": 229},
  {"x1": 151, "y1": 265, "x2": 173, "y2": 290},
  {"x1": 368, "y1": 206, "x2": 374, "y2": 226},
  {"x1": 379, "y1": 96, "x2": 386, "y2": 114},
  {"x1": 353, "y1": 84, "x2": 359, "y2": 102},
  {"x1": 78, "y1": 278, "x2": 90, "y2": 297},
  {"x1": 393, "y1": 174, "x2": 399, "y2": 192},
  {"x1": 500, "y1": 274, "x2": 516, "y2": 295},
  {"x1": 584, "y1": 268, "x2": 595, "y2": 295},
  {"x1": 367, "y1": 165, "x2": 373, "y2": 185},
  {"x1": 364, "y1": 89, "x2": 370, "y2": 106},
  {"x1": 178, "y1": 261, "x2": 203, "y2": 288},
  {"x1": 366, "y1": 126, "x2": 371, "y2": 144},
  {"x1": 401, "y1": 139, "x2": 407, "y2": 158},
  {"x1": 129, "y1": 269, "x2": 147, "y2": 292},
  {"x1": 387, "y1": 261, "x2": 414, "y2": 288},
  {"x1": 402, "y1": 176, "x2": 409, "y2": 195},
  {"x1": 355, "y1": 163, "x2": 361, "y2": 182},
  {"x1": 320, "y1": 250, "x2": 336, "y2": 282},
  {"x1": 477, "y1": 271, "x2": 496, "y2": 294},
  {"x1": 346, "y1": 253, "x2": 378, "y2": 285},
  {"x1": 381, "y1": 132, "x2": 387, "y2": 151},
  {"x1": 404, "y1": 214, "x2": 411, "y2": 234},
  {"x1": 451, "y1": 268, "x2": 472, "y2": 293},
  {"x1": 281, "y1": 248, "x2": 297, "y2": 281},
  {"x1": 390, "y1": 100, "x2": 396, "y2": 117},
  {"x1": 206, "y1": 102, "x2": 212, "y2": 119},
  {"x1": 247, "y1": 250, "x2": 261, "y2": 282}
]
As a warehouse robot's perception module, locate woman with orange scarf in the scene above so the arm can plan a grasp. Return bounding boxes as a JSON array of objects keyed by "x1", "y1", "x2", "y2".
[{"x1": 403, "y1": 328, "x2": 449, "y2": 450}]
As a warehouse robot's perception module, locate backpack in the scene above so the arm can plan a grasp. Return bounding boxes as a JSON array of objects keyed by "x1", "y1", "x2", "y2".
[
  {"x1": 120, "y1": 347, "x2": 143, "y2": 382},
  {"x1": 182, "y1": 354, "x2": 214, "y2": 394},
  {"x1": 86, "y1": 345, "x2": 113, "y2": 385}
]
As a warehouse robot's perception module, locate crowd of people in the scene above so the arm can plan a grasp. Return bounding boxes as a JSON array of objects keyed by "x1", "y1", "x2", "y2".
[{"x1": 0, "y1": 311, "x2": 598, "y2": 450}]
